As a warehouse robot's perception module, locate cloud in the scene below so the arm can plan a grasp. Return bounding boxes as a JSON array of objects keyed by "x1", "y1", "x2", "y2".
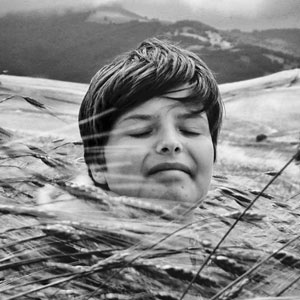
[
  {"x1": 0, "y1": 0, "x2": 118, "y2": 16},
  {"x1": 0, "y1": 0, "x2": 299, "y2": 30},
  {"x1": 0, "y1": 0, "x2": 299, "y2": 19},
  {"x1": 260, "y1": 0, "x2": 300, "y2": 19},
  {"x1": 183, "y1": 0, "x2": 264, "y2": 17},
  {"x1": 122, "y1": 0, "x2": 300, "y2": 29}
]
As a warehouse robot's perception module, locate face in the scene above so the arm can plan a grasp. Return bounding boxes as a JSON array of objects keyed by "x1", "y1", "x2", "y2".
[{"x1": 101, "y1": 85, "x2": 214, "y2": 210}]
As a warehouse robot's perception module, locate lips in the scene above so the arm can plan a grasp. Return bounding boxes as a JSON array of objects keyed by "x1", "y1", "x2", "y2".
[{"x1": 147, "y1": 162, "x2": 192, "y2": 176}]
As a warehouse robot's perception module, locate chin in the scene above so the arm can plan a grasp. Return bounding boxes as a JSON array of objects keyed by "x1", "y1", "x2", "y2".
[
  {"x1": 110, "y1": 183, "x2": 206, "y2": 207},
  {"x1": 139, "y1": 186, "x2": 202, "y2": 207}
]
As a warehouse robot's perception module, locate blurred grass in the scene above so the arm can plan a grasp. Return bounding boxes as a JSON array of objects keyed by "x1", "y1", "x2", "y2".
[{"x1": 0, "y1": 76, "x2": 300, "y2": 299}]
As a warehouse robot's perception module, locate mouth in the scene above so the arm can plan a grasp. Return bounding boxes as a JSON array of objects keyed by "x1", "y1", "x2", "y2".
[{"x1": 147, "y1": 162, "x2": 192, "y2": 176}]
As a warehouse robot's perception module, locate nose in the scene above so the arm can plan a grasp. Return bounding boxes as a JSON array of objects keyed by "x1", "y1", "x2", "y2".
[{"x1": 155, "y1": 129, "x2": 183, "y2": 155}]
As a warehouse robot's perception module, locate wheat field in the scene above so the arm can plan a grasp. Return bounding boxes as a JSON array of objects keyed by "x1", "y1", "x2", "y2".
[{"x1": 0, "y1": 71, "x2": 300, "y2": 299}]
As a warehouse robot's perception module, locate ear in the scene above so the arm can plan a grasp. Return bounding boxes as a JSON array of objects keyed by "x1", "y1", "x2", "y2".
[{"x1": 89, "y1": 164, "x2": 107, "y2": 185}]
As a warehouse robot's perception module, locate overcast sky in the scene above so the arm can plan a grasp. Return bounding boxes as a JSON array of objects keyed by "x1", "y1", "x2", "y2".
[{"x1": 1, "y1": 0, "x2": 300, "y2": 31}]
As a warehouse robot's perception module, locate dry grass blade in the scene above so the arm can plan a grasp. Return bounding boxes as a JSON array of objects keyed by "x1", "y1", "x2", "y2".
[
  {"x1": 275, "y1": 275, "x2": 300, "y2": 296},
  {"x1": 216, "y1": 278, "x2": 249, "y2": 300},
  {"x1": 79, "y1": 219, "x2": 206, "y2": 300},
  {"x1": 0, "y1": 234, "x2": 46, "y2": 252},
  {"x1": 0, "y1": 126, "x2": 13, "y2": 141},
  {"x1": 22, "y1": 96, "x2": 46, "y2": 109},
  {"x1": 0, "y1": 94, "x2": 45, "y2": 108},
  {"x1": 5, "y1": 274, "x2": 83, "y2": 300},
  {"x1": 0, "y1": 94, "x2": 68, "y2": 123},
  {"x1": 0, "y1": 249, "x2": 116, "y2": 272},
  {"x1": 0, "y1": 95, "x2": 14, "y2": 103},
  {"x1": 1, "y1": 94, "x2": 300, "y2": 299},
  {"x1": 0, "y1": 204, "x2": 56, "y2": 218},
  {"x1": 209, "y1": 234, "x2": 300, "y2": 300},
  {"x1": 179, "y1": 151, "x2": 300, "y2": 300},
  {"x1": 6, "y1": 250, "x2": 148, "y2": 300}
]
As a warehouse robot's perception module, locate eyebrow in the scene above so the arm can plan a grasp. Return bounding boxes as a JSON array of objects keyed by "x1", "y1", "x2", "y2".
[
  {"x1": 118, "y1": 114, "x2": 155, "y2": 124},
  {"x1": 176, "y1": 111, "x2": 206, "y2": 120},
  {"x1": 118, "y1": 111, "x2": 205, "y2": 125}
]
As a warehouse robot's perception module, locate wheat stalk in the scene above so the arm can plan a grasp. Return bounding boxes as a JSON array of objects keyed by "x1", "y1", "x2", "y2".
[
  {"x1": 1, "y1": 95, "x2": 300, "y2": 299},
  {"x1": 180, "y1": 149, "x2": 300, "y2": 300}
]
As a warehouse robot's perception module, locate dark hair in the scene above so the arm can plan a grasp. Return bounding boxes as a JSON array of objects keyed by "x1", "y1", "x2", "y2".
[{"x1": 79, "y1": 38, "x2": 223, "y2": 182}]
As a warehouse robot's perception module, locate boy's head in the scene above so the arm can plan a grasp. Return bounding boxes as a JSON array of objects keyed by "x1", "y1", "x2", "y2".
[{"x1": 79, "y1": 38, "x2": 223, "y2": 207}]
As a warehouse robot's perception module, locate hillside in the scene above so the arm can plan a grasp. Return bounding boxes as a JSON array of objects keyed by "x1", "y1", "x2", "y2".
[
  {"x1": 1, "y1": 9, "x2": 300, "y2": 84},
  {"x1": 228, "y1": 28, "x2": 300, "y2": 58},
  {"x1": 1, "y1": 69, "x2": 299, "y2": 138}
]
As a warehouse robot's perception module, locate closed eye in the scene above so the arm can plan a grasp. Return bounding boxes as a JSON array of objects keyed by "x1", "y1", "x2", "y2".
[
  {"x1": 128, "y1": 129, "x2": 153, "y2": 138},
  {"x1": 179, "y1": 128, "x2": 201, "y2": 136}
]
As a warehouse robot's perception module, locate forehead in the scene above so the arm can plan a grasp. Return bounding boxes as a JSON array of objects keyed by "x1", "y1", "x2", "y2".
[{"x1": 115, "y1": 84, "x2": 204, "y2": 124}]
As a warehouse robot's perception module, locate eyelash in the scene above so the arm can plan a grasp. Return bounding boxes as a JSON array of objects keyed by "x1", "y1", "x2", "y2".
[
  {"x1": 179, "y1": 129, "x2": 200, "y2": 136},
  {"x1": 128, "y1": 128, "x2": 200, "y2": 138},
  {"x1": 128, "y1": 130, "x2": 153, "y2": 138}
]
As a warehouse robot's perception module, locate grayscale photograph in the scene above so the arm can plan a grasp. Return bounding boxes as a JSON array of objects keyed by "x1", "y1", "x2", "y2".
[{"x1": 0, "y1": 0, "x2": 300, "y2": 299}]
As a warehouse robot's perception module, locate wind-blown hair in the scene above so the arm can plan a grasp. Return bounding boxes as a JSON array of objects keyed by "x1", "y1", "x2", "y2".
[{"x1": 79, "y1": 38, "x2": 223, "y2": 182}]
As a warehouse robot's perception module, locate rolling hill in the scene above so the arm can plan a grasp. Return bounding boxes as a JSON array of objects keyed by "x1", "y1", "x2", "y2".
[
  {"x1": 1, "y1": 7, "x2": 300, "y2": 84},
  {"x1": 1, "y1": 69, "x2": 299, "y2": 139},
  {"x1": 228, "y1": 28, "x2": 300, "y2": 58}
]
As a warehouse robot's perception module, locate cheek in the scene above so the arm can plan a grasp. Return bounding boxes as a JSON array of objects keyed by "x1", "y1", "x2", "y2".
[
  {"x1": 104, "y1": 142, "x2": 150, "y2": 197},
  {"x1": 105, "y1": 141, "x2": 148, "y2": 177},
  {"x1": 192, "y1": 138, "x2": 214, "y2": 176}
]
